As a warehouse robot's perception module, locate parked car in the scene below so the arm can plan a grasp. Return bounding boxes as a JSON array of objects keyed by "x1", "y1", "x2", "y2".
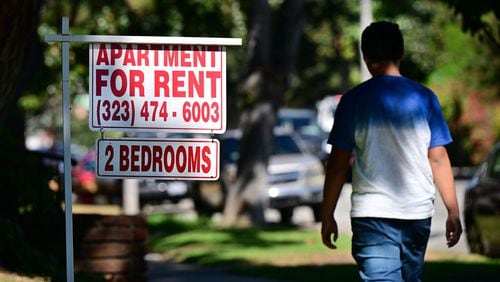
[
  {"x1": 277, "y1": 108, "x2": 330, "y2": 164},
  {"x1": 191, "y1": 128, "x2": 325, "y2": 223},
  {"x1": 139, "y1": 179, "x2": 191, "y2": 207},
  {"x1": 464, "y1": 142, "x2": 500, "y2": 257}
]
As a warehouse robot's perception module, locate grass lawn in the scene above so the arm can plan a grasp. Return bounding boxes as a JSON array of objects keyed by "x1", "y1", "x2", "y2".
[
  {"x1": 0, "y1": 273, "x2": 48, "y2": 282},
  {"x1": 147, "y1": 214, "x2": 500, "y2": 282}
]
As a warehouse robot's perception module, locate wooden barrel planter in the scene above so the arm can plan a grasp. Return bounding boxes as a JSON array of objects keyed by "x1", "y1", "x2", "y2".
[
  {"x1": 73, "y1": 214, "x2": 148, "y2": 282},
  {"x1": 18, "y1": 213, "x2": 148, "y2": 281}
]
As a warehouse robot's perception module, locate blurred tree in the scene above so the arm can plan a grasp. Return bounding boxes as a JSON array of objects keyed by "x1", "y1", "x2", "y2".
[
  {"x1": 222, "y1": 0, "x2": 305, "y2": 225},
  {"x1": 426, "y1": 3, "x2": 500, "y2": 164},
  {"x1": 290, "y1": 0, "x2": 359, "y2": 104},
  {"x1": 442, "y1": 0, "x2": 500, "y2": 52},
  {"x1": 0, "y1": 0, "x2": 40, "y2": 146},
  {"x1": 0, "y1": 2, "x2": 67, "y2": 277}
]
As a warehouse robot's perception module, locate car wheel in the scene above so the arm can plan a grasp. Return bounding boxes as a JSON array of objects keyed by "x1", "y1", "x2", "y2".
[
  {"x1": 191, "y1": 180, "x2": 226, "y2": 216},
  {"x1": 278, "y1": 207, "x2": 294, "y2": 224},
  {"x1": 310, "y1": 203, "x2": 322, "y2": 222},
  {"x1": 465, "y1": 215, "x2": 485, "y2": 255}
]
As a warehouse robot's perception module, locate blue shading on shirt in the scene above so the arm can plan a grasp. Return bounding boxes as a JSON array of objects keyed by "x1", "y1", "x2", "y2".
[{"x1": 327, "y1": 75, "x2": 452, "y2": 219}]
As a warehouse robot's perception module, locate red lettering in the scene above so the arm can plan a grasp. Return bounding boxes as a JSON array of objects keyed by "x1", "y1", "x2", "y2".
[
  {"x1": 123, "y1": 47, "x2": 136, "y2": 66},
  {"x1": 104, "y1": 145, "x2": 114, "y2": 171},
  {"x1": 180, "y1": 50, "x2": 191, "y2": 67},
  {"x1": 110, "y1": 44, "x2": 122, "y2": 65},
  {"x1": 187, "y1": 146, "x2": 201, "y2": 172},
  {"x1": 110, "y1": 69, "x2": 127, "y2": 97},
  {"x1": 154, "y1": 70, "x2": 169, "y2": 97},
  {"x1": 95, "y1": 69, "x2": 108, "y2": 96},
  {"x1": 141, "y1": 145, "x2": 151, "y2": 171},
  {"x1": 130, "y1": 145, "x2": 140, "y2": 172},
  {"x1": 152, "y1": 146, "x2": 163, "y2": 172},
  {"x1": 193, "y1": 47, "x2": 206, "y2": 67},
  {"x1": 164, "y1": 146, "x2": 175, "y2": 173},
  {"x1": 207, "y1": 46, "x2": 218, "y2": 68},
  {"x1": 129, "y1": 70, "x2": 144, "y2": 97},
  {"x1": 164, "y1": 47, "x2": 178, "y2": 66},
  {"x1": 206, "y1": 71, "x2": 221, "y2": 98},
  {"x1": 172, "y1": 71, "x2": 185, "y2": 97},
  {"x1": 119, "y1": 145, "x2": 129, "y2": 171},
  {"x1": 96, "y1": 44, "x2": 110, "y2": 65},
  {"x1": 189, "y1": 71, "x2": 204, "y2": 98},
  {"x1": 151, "y1": 45, "x2": 162, "y2": 66},
  {"x1": 176, "y1": 146, "x2": 187, "y2": 172},
  {"x1": 110, "y1": 143, "x2": 214, "y2": 176},
  {"x1": 137, "y1": 44, "x2": 150, "y2": 66},
  {"x1": 202, "y1": 146, "x2": 211, "y2": 173}
]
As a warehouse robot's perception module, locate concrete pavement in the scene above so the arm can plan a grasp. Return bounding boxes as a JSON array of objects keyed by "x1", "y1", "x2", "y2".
[{"x1": 145, "y1": 254, "x2": 289, "y2": 282}]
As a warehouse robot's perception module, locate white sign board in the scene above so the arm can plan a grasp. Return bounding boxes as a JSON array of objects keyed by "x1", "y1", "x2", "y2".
[
  {"x1": 89, "y1": 43, "x2": 226, "y2": 133},
  {"x1": 96, "y1": 138, "x2": 219, "y2": 180}
]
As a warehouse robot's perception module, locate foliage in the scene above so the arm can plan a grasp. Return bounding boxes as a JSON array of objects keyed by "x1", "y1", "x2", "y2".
[
  {"x1": 442, "y1": 0, "x2": 500, "y2": 51},
  {"x1": 291, "y1": 0, "x2": 360, "y2": 105},
  {"x1": 0, "y1": 132, "x2": 63, "y2": 218},
  {"x1": 0, "y1": 137, "x2": 104, "y2": 281},
  {"x1": 424, "y1": 6, "x2": 499, "y2": 164},
  {"x1": 0, "y1": 218, "x2": 62, "y2": 279},
  {"x1": 20, "y1": 0, "x2": 500, "y2": 160},
  {"x1": 24, "y1": 0, "x2": 246, "y2": 149},
  {"x1": 0, "y1": 272, "x2": 49, "y2": 282}
]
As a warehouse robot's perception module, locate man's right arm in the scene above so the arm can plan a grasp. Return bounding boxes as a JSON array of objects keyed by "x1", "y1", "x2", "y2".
[{"x1": 321, "y1": 148, "x2": 352, "y2": 249}]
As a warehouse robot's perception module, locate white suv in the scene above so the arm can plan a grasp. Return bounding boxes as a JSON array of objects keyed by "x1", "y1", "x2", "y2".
[{"x1": 191, "y1": 128, "x2": 325, "y2": 223}]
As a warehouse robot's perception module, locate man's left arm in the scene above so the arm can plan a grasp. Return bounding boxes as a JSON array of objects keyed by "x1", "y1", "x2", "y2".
[{"x1": 428, "y1": 146, "x2": 462, "y2": 247}]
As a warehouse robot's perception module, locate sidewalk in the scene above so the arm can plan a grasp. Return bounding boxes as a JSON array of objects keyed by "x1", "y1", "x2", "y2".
[{"x1": 145, "y1": 254, "x2": 288, "y2": 282}]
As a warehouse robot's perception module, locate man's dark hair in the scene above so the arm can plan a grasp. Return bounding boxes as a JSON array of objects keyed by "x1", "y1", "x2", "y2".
[{"x1": 361, "y1": 21, "x2": 404, "y2": 62}]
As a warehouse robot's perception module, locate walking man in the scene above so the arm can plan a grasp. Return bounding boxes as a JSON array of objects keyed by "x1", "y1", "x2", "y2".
[{"x1": 321, "y1": 21, "x2": 462, "y2": 281}]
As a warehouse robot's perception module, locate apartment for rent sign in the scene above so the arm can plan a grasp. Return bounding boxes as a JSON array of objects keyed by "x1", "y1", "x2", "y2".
[{"x1": 89, "y1": 43, "x2": 226, "y2": 133}]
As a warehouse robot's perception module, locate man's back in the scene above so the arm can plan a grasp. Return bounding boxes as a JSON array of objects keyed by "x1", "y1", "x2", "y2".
[{"x1": 330, "y1": 75, "x2": 451, "y2": 219}]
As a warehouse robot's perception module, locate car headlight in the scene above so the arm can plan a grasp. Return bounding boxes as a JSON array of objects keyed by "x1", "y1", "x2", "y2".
[{"x1": 268, "y1": 187, "x2": 280, "y2": 198}]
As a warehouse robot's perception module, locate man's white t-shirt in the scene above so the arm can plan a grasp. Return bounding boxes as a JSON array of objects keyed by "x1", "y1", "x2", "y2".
[{"x1": 328, "y1": 75, "x2": 452, "y2": 220}]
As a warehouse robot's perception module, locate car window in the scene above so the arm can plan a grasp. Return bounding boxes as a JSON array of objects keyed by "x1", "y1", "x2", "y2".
[
  {"x1": 488, "y1": 149, "x2": 500, "y2": 180},
  {"x1": 221, "y1": 134, "x2": 302, "y2": 164},
  {"x1": 274, "y1": 135, "x2": 301, "y2": 155},
  {"x1": 278, "y1": 116, "x2": 324, "y2": 136},
  {"x1": 221, "y1": 137, "x2": 240, "y2": 164}
]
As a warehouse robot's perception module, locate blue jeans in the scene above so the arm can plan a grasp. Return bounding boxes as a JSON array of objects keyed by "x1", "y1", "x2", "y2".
[{"x1": 351, "y1": 217, "x2": 431, "y2": 282}]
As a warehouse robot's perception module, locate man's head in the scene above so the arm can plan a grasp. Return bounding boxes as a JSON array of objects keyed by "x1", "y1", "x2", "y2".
[{"x1": 361, "y1": 21, "x2": 404, "y2": 63}]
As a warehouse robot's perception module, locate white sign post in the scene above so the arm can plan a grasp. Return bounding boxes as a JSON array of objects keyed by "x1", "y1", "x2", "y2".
[{"x1": 45, "y1": 17, "x2": 241, "y2": 282}]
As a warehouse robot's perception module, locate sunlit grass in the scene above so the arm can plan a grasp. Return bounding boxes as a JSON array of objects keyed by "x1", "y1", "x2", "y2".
[
  {"x1": 148, "y1": 213, "x2": 352, "y2": 266},
  {"x1": 147, "y1": 214, "x2": 500, "y2": 281},
  {"x1": 0, "y1": 272, "x2": 49, "y2": 282}
]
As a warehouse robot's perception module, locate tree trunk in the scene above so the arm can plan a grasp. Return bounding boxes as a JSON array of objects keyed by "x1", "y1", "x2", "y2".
[
  {"x1": 222, "y1": 0, "x2": 305, "y2": 226},
  {"x1": 0, "y1": 0, "x2": 39, "y2": 146}
]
